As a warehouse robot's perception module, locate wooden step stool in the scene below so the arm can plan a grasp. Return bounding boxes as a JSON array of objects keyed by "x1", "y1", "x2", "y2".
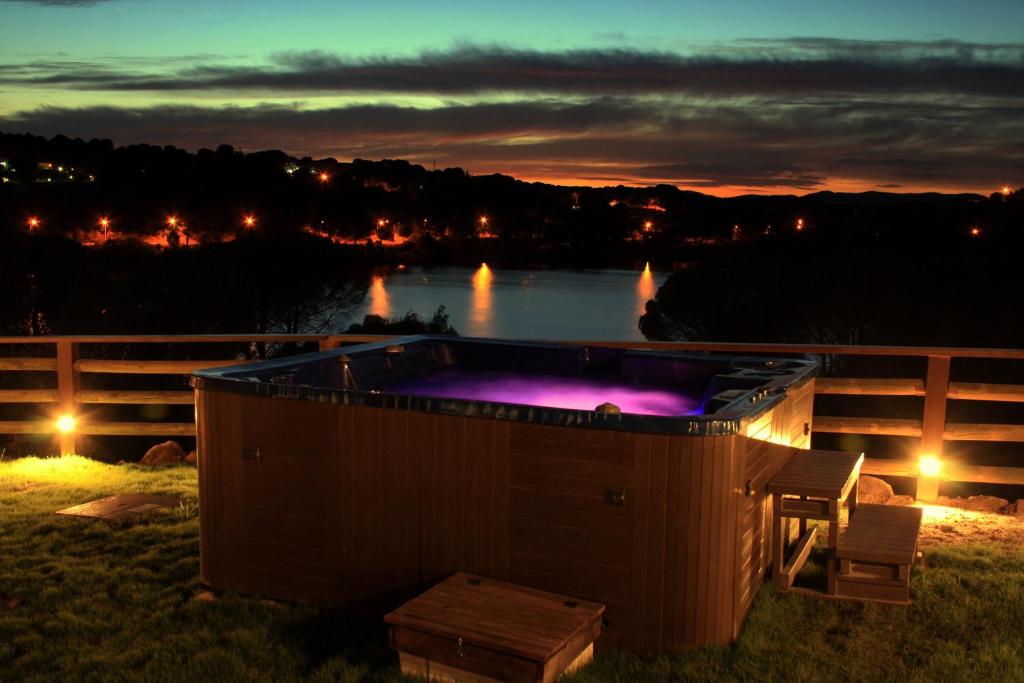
[
  {"x1": 836, "y1": 504, "x2": 923, "y2": 605},
  {"x1": 385, "y1": 572, "x2": 604, "y2": 683}
]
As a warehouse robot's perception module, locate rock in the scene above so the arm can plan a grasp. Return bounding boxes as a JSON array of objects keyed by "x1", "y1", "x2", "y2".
[
  {"x1": 886, "y1": 495, "x2": 915, "y2": 506},
  {"x1": 140, "y1": 441, "x2": 186, "y2": 465},
  {"x1": 1013, "y1": 500, "x2": 1024, "y2": 516},
  {"x1": 857, "y1": 475, "x2": 894, "y2": 504},
  {"x1": 184, "y1": 450, "x2": 197, "y2": 465}
]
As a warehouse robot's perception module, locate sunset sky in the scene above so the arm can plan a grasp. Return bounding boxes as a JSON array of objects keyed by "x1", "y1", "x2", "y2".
[{"x1": 1, "y1": 0, "x2": 1021, "y2": 194}]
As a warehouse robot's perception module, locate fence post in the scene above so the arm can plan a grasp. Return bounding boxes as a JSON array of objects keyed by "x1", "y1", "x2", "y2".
[
  {"x1": 917, "y1": 355, "x2": 951, "y2": 502},
  {"x1": 55, "y1": 341, "x2": 79, "y2": 455}
]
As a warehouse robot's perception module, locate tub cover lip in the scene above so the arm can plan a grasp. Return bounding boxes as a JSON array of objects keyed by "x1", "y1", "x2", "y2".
[{"x1": 192, "y1": 335, "x2": 818, "y2": 437}]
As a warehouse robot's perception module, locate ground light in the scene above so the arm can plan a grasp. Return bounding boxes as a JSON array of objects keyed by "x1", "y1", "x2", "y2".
[
  {"x1": 55, "y1": 413, "x2": 77, "y2": 434},
  {"x1": 917, "y1": 453, "x2": 942, "y2": 502},
  {"x1": 919, "y1": 453, "x2": 942, "y2": 477}
]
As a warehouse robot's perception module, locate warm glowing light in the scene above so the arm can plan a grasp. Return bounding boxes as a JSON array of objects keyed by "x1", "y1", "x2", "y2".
[
  {"x1": 377, "y1": 218, "x2": 387, "y2": 227},
  {"x1": 1002, "y1": 185, "x2": 1011, "y2": 196},
  {"x1": 27, "y1": 216, "x2": 40, "y2": 229},
  {"x1": 643, "y1": 220, "x2": 653, "y2": 231},
  {"x1": 970, "y1": 227, "x2": 981, "y2": 236},
  {"x1": 919, "y1": 454, "x2": 942, "y2": 477},
  {"x1": 471, "y1": 263, "x2": 494, "y2": 336},
  {"x1": 98, "y1": 217, "x2": 110, "y2": 229},
  {"x1": 479, "y1": 216, "x2": 489, "y2": 225},
  {"x1": 369, "y1": 274, "x2": 390, "y2": 317},
  {"x1": 319, "y1": 172, "x2": 330, "y2": 183},
  {"x1": 167, "y1": 215, "x2": 179, "y2": 227},
  {"x1": 55, "y1": 414, "x2": 77, "y2": 434},
  {"x1": 243, "y1": 215, "x2": 256, "y2": 227},
  {"x1": 637, "y1": 262, "x2": 655, "y2": 310},
  {"x1": 796, "y1": 218, "x2": 805, "y2": 231}
]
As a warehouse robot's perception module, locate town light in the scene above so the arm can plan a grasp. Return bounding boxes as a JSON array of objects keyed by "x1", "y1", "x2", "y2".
[
  {"x1": 796, "y1": 218, "x2": 805, "y2": 231},
  {"x1": 243, "y1": 214, "x2": 256, "y2": 227},
  {"x1": 644, "y1": 221, "x2": 653, "y2": 231},
  {"x1": 919, "y1": 454, "x2": 942, "y2": 478},
  {"x1": 1002, "y1": 185, "x2": 1011, "y2": 196},
  {"x1": 479, "y1": 216, "x2": 489, "y2": 225},
  {"x1": 55, "y1": 414, "x2": 77, "y2": 434},
  {"x1": 167, "y1": 215, "x2": 179, "y2": 227},
  {"x1": 318, "y1": 172, "x2": 330, "y2": 183},
  {"x1": 28, "y1": 216, "x2": 40, "y2": 229},
  {"x1": 970, "y1": 227, "x2": 981, "y2": 236},
  {"x1": 99, "y1": 217, "x2": 110, "y2": 229}
]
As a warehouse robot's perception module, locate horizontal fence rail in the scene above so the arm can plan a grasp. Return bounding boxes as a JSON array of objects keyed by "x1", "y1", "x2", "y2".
[{"x1": 1, "y1": 335, "x2": 1022, "y2": 495}]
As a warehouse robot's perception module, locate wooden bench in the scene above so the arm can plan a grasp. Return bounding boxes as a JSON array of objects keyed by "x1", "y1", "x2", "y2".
[
  {"x1": 836, "y1": 504, "x2": 923, "y2": 605},
  {"x1": 766, "y1": 449, "x2": 864, "y2": 593},
  {"x1": 385, "y1": 573, "x2": 604, "y2": 683}
]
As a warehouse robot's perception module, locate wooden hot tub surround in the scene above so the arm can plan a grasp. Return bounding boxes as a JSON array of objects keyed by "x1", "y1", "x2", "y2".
[{"x1": 194, "y1": 336, "x2": 817, "y2": 652}]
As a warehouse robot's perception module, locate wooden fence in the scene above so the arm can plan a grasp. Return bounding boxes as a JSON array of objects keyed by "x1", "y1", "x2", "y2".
[{"x1": 1, "y1": 335, "x2": 1022, "y2": 496}]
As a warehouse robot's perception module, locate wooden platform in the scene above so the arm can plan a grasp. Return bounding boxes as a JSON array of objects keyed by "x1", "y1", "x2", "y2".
[
  {"x1": 836, "y1": 504, "x2": 923, "y2": 604},
  {"x1": 54, "y1": 494, "x2": 180, "y2": 523},
  {"x1": 384, "y1": 573, "x2": 604, "y2": 683}
]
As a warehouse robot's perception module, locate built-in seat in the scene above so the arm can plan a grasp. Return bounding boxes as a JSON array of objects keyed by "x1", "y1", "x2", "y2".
[{"x1": 836, "y1": 504, "x2": 923, "y2": 604}]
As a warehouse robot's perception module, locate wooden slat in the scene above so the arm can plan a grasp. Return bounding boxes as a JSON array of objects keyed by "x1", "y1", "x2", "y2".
[
  {"x1": 76, "y1": 390, "x2": 194, "y2": 405},
  {"x1": 860, "y1": 458, "x2": 1024, "y2": 486},
  {"x1": 0, "y1": 334, "x2": 381, "y2": 344},
  {"x1": 1, "y1": 335, "x2": 1022, "y2": 360},
  {"x1": 74, "y1": 359, "x2": 247, "y2": 374},
  {"x1": 0, "y1": 389, "x2": 58, "y2": 403},
  {"x1": 947, "y1": 382, "x2": 1024, "y2": 403},
  {"x1": 0, "y1": 357, "x2": 57, "y2": 371},
  {"x1": 780, "y1": 527, "x2": 818, "y2": 589},
  {"x1": 0, "y1": 420, "x2": 53, "y2": 434},
  {"x1": 78, "y1": 421, "x2": 196, "y2": 436},
  {"x1": 943, "y1": 422, "x2": 1024, "y2": 442},
  {"x1": 813, "y1": 416, "x2": 923, "y2": 437},
  {"x1": 814, "y1": 378, "x2": 925, "y2": 396}
]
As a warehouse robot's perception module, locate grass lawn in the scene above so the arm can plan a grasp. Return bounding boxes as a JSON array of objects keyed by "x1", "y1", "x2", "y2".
[{"x1": 2, "y1": 456, "x2": 1022, "y2": 682}]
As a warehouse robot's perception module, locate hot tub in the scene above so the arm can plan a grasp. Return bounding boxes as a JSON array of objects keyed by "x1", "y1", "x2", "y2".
[{"x1": 193, "y1": 336, "x2": 817, "y2": 651}]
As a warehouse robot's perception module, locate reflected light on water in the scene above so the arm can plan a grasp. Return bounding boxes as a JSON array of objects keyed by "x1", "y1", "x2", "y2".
[
  {"x1": 369, "y1": 274, "x2": 390, "y2": 317},
  {"x1": 471, "y1": 263, "x2": 494, "y2": 336},
  {"x1": 637, "y1": 262, "x2": 656, "y2": 312}
]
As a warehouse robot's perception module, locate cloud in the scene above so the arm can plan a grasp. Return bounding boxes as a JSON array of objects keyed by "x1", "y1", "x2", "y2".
[
  {"x1": 2, "y1": 40, "x2": 1023, "y2": 97},
  {"x1": 0, "y1": 0, "x2": 112, "y2": 5},
  {"x1": 3, "y1": 94, "x2": 1019, "y2": 192}
]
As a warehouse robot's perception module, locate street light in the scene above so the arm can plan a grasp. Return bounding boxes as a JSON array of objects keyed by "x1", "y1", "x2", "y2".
[
  {"x1": 243, "y1": 214, "x2": 256, "y2": 228},
  {"x1": 27, "y1": 216, "x2": 40, "y2": 229}
]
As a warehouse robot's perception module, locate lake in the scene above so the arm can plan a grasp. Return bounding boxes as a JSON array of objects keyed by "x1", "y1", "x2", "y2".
[{"x1": 352, "y1": 265, "x2": 667, "y2": 341}]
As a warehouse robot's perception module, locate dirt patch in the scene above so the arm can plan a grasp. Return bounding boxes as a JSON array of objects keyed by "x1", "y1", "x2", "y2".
[{"x1": 916, "y1": 504, "x2": 1024, "y2": 547}]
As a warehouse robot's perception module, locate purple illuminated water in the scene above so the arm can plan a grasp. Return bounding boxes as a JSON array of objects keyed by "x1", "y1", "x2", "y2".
[{"x1": 387, "y1": 369, "x2": 700, "y2": 416}]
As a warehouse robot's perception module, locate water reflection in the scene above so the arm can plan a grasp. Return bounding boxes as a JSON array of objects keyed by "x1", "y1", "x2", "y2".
[
  {"x1": 637, "y1": 262, "x2": 656, "y2": 313},
  {"x1": 351, "y1": 266, "x2": 667, "y2": 340},
  {"x1": 470, "y1": 263, "x2": 494, "y2": 337},
  {"x1": 369, "y1": 274, "x2": 390, "y2": 317}
]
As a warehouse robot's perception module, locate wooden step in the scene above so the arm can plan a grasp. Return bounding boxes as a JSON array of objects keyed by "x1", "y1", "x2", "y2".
[
  {"x1": 835, "y1": 504, "x2": 923, "y2": 605},
  {"x1": 385, "y1": 573, "x2": 604, "y2": 683}
]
